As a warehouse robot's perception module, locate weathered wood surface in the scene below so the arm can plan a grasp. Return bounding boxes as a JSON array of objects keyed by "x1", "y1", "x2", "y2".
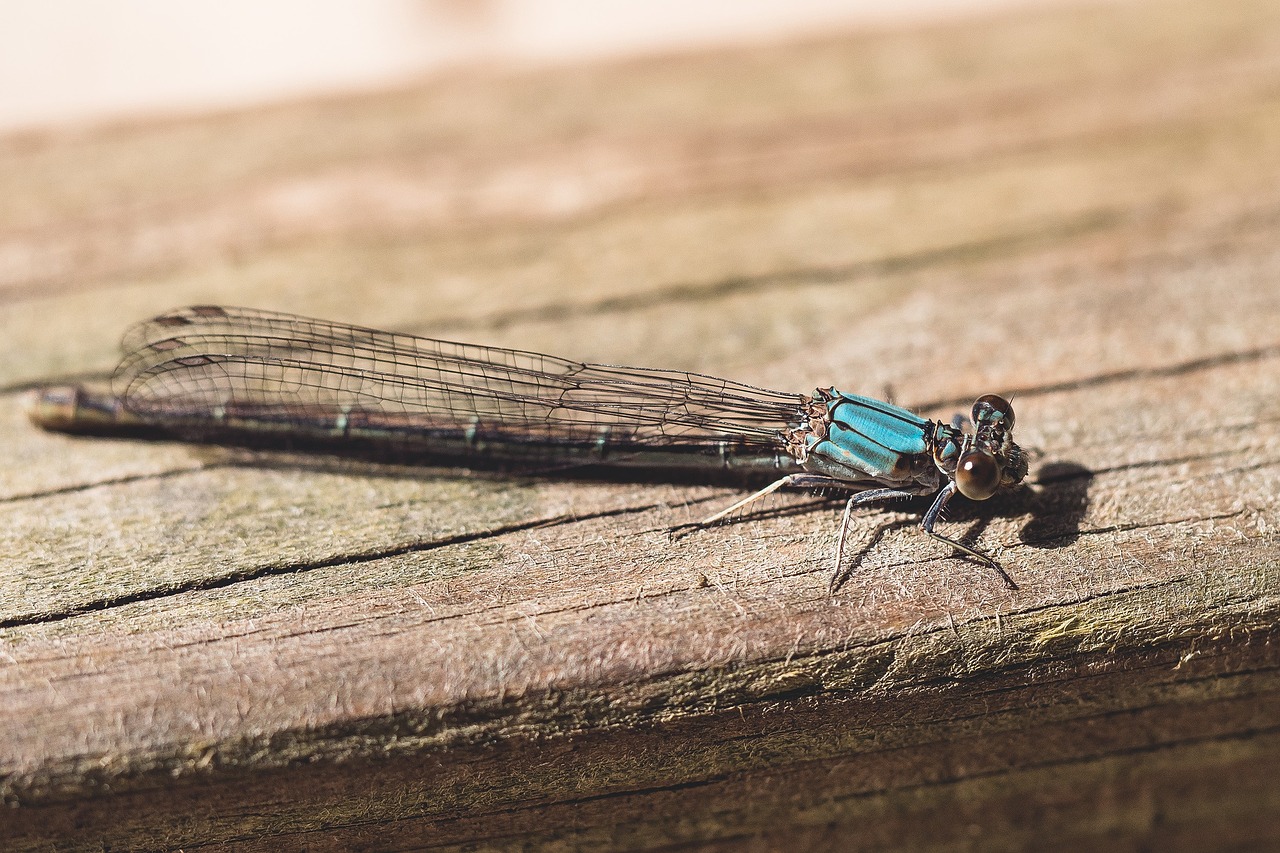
[{"x1": 3, "y1": 0, "x2": 1280, "y2": 849}]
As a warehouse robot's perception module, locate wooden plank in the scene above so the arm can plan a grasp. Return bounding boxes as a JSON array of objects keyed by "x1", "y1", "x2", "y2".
[{"x1": 3, "y1": 0, "x2": 1280, "y2": 848}]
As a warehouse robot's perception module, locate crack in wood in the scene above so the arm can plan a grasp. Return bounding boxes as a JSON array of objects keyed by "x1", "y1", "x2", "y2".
[
  {"x1": 918, "y1": 342, "x2": 1280, "y2": 411},
  {"x1": 404, "y1": 208, "x2": 1122, "y2": 334},
  {"x1": 0, "y1": 503, "x2": 663, "y2": 629},
  {"x1": 0, "y1": 462, "x2": 223, "y2": 503}
]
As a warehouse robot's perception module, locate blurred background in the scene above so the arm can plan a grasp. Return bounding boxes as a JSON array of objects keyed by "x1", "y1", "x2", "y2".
[{"x1": 1, "y1": 0, "x2": 1046, "y2": 133}]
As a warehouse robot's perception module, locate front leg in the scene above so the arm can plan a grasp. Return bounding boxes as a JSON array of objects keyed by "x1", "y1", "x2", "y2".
[{"x1": 921, "y1": 483, "x2": 1018, "y2": 590}]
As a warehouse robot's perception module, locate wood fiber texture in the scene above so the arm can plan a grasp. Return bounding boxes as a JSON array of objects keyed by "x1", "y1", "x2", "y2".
[{"x1": 2, "y1": 0, "x2": 1279, "y2": 849}]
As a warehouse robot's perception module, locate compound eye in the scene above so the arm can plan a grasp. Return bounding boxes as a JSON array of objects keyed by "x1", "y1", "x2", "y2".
[
  {"x1": 972, "y1": 394, "x2": 1015, "y2": 430},
  {"x1": 955, "y1": 450, "x2": 1001, "y2": 500}
]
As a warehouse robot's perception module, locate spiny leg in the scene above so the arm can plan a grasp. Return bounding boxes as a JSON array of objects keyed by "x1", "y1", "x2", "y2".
[
  {"x1": 831, "y1": 488, "x2": 916, "y2": 593},
  {"x1": 921, "y1": 483, "x2": 1018, "y2": 590}
]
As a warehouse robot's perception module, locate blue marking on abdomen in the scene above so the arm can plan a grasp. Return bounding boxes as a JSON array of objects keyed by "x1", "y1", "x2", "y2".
[
  {"x1": 803, "y1": 391, "x2": 929, "y2": 479},
  {"x1": 830, "y1": 392, "x2": 929, "y2": 452}
]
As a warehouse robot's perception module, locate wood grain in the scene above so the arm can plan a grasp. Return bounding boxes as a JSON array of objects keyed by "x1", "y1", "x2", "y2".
[{"x1": 3, "y1": 0, "x2": 1280, "y2": 849}]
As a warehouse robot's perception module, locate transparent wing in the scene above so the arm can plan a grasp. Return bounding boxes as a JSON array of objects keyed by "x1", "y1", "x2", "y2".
[{"x1": 113, "y1": 306, "x2": 804, "y2": 450}]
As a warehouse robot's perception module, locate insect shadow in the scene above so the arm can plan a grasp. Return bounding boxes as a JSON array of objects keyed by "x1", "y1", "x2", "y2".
[
  {"x1": 1017, "y1": 460, "x2": 1094, "y2": 549},
  {"x1": 196, "y1": 446, "x2": 1093, "y2": 591},
  {"x1": 706, "y1": 458, "x2": 1093, "y2": 591}
]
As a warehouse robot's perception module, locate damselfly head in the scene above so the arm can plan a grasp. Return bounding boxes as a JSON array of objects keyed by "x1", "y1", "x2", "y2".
[{"x1": 954, "y1": 394, "x2": 1026, "y2": 500}]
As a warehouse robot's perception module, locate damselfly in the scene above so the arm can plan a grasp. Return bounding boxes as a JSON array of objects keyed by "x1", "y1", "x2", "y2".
[{"x1": 28, "y1": 306, "x2": 1028, "y2": 588}]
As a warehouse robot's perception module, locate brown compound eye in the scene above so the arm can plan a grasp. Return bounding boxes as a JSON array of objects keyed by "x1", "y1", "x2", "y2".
[
  {"x1": 955, "y1": 449, "x2": 1001, "y2": 500},
  {"x1": 972, "y1": 394, "x2": 1015, "y2": 430}
]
